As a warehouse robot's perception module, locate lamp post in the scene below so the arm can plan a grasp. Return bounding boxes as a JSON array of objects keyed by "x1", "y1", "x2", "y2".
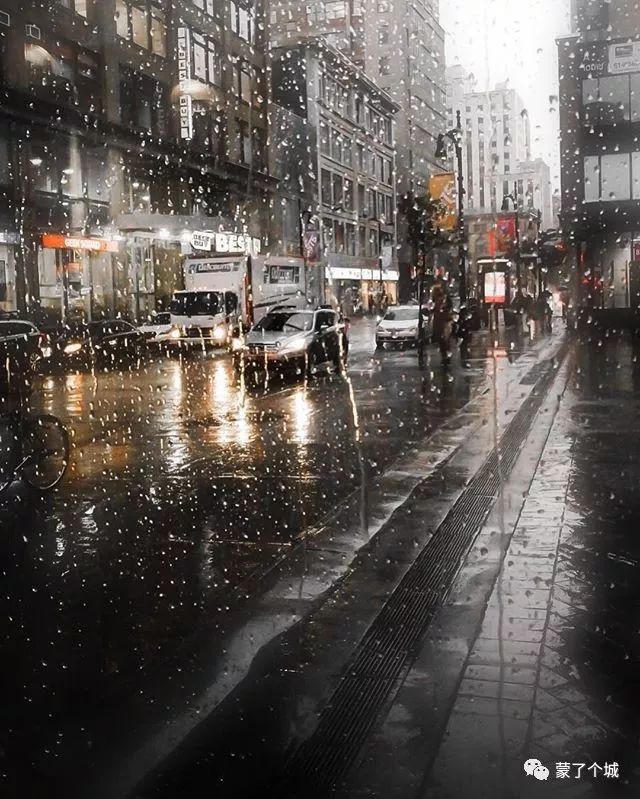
[
  {"x1": 436, "y1": 110, "x2": 470, "y2": 361},
  {"x1": 501, "y1": 183, "x2": 521, "y2": 295},
  {"x1": 377, "y1": 218, "x2": 383, "y2": 297},
  {"x1": 435, "y1": 110, "x2": 466, "y2": 303}
]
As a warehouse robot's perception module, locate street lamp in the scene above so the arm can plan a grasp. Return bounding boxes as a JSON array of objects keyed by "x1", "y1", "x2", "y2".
[
  {"x1": 435, "y1": 110, "x2": 466, "y2": 304},
  {"x1": 501, "y1": 184, "x2": 521, "y2": 295}
]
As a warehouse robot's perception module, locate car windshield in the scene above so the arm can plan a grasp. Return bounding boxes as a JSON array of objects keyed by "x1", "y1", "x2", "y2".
[
  {"x1": 254, "y1": 312, "x2": 314, "y2": 333},
  {"x1": 170, "y1": 292, "x2": 223, "y2": 317},
  {"x1": 383, "y1": 308, "x2": 419, "y2": 322}
]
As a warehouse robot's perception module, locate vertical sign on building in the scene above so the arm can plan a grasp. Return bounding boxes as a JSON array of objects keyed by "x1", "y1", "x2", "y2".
[{"x1": 177, "y1": 27, "x2": 193, "y2": 141}]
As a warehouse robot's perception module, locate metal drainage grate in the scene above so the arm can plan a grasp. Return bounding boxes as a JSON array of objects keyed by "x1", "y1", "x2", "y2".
[{"x1": 274, "y1": 349, "x2": 566, "y2": 798}]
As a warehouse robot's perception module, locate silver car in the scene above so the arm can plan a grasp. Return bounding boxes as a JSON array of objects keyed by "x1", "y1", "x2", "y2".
[
  {"x1": 375, "y1": 304, "x2": 433, "y2": 349},
  {"x1": 235, "y1": 308, "x2": 348, "y2": 373}
]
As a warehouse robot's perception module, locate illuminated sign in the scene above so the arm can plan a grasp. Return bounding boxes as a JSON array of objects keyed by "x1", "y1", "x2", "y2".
[
  {"x1": 190, "y1": 231, "x2": 261, "y2": 255},
  {"x1": 609, "y1": 41, "x2": 640, "y2": 75},
  {"x1": 42, "y1": 234, "x2": 119, "y2": 252},
  {"x1": 177, "y1": 27, "x2": 193, "y2": 141},
  {"x1": 484, "y1": 271, "x2": 507, "y2": 304}
]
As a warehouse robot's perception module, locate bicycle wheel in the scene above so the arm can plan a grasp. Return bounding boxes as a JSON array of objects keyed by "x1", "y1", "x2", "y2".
[{"x1": 20, "y1": 414, "x2": 70, "y2": 492}]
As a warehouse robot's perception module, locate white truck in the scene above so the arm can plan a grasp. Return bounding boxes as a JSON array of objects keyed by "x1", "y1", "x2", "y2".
[{"x1": 169, "y1": 249, "x2": 308, "y2": 346}]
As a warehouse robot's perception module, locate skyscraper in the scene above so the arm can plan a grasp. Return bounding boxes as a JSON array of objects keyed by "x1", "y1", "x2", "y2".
[{"x1": 446, "y1": 67, "x2": 538, "y2": 217}]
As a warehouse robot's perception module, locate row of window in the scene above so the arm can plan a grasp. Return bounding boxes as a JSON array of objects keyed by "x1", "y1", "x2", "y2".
[
  {"x1": 322, "y1": 218, "x2": 388, "y2": 257},
  {"x1": 113, "y1": 1, "x2": 254, "y2": 55},
  {"x1": 59, "y1": 0, "x2": 254, "y2": 35},
  {"x1": 584, "y1": 152, "x2": 640, "y2": 202},
  {"x1": 304, "y1": 0, "x2": 390, "y2": 23},
  {"x1": 320, "y1": 168, "x2": 394, "y2": 221},
  {"x1": 319, "y1": 75, "x2": 394, "y2": 145},
  {"x1": 583, "y1": 74, "x2": 640, "y2": 126}
]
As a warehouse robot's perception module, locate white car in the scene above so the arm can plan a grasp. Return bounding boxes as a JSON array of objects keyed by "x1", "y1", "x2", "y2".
[
  {"x1": 375, "y1": 304, "x2": 433, "y2": 349},
  {"x1": 138, "y1": 312, "x2": 181, "y2": 347}
]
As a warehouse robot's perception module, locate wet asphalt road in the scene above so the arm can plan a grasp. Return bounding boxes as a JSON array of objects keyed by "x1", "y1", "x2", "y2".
[{"x1": 0, "y1": 319, "x2": 494, "y2": 793}]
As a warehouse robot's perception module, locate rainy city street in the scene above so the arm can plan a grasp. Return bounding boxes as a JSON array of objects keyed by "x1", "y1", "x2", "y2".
[
  {"x1": 0, "y1": 320, "x2": 494, "y2": 795},
  {"x1": 4, "y1": 0, "x2": 640, "y2": 797},
  {"x1": 4, "y1": 320, "x2": 640, "y2": 799}
]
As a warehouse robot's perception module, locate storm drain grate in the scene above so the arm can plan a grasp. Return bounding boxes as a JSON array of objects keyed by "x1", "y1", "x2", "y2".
[
  {"x1": 519, "y1": 360, "x2": 550, "y2": 385},
  {"x1": 274, "y1": 347, "x2": 566, "y2": 798}
]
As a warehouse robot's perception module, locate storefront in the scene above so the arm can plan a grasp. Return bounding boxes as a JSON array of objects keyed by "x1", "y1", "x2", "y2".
[
  {"x1": 326, "y1": 265, "x2": 399, "y2": 315},
  {"x1": 38, "y1": 234, "x2": 119, "y2": 321},
  {"x1": 0, "y1": 231, "x2": 18, "y2": 313}
]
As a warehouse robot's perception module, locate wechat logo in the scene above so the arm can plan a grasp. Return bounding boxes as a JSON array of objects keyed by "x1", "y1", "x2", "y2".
[{"x1": 524, "y1": 758, "x2": 550, "y2": 781}]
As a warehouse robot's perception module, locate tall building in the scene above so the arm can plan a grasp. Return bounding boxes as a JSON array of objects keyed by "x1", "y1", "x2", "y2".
[
  {"x1": 445, "y1": 67, "x2": 550, "y2": 221},
  {"x1": 558, "y1": 0, "x2": 640, "y2": 315},
  {"x1": 571, "y1": 0, "x2": 640, "y2": 36},
  {"x1": 0, "y1": 0, "x2": 276, "y2": 321},
  {"x1": 271, "y1": 39, "x2": 399, "y2": 311},
  {"x1": 268, "y1": 0, "x2": 446, "y2": 297}
]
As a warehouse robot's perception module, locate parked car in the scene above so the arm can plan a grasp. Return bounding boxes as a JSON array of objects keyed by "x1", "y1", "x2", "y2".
[
  {"x1": 375, "y1": 304, "x2": 433, "y2": 349},
  {"x1": 54, "y1": 319, "x2": 147, "y2": 369},
  {"x1": 138, "y1": 312, "x2": 181, "y2": 349},
  {"x1": 0, "y1": 319, "x2": 52, "y2": 388},
  {"x1": 235, "y1": 307, "x2": 348, "y2": 374}
]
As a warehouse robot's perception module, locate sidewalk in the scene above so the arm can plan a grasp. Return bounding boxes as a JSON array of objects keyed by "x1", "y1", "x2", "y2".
[{"x1": 345, "y1": 334, "x2": 640, "y2": 798}]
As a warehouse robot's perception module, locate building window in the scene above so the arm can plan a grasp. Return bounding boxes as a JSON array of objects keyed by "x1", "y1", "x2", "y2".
[
  {"x1": 377, "y1": 0, "x2": 390, "y2": 12},
  {"x1": 120, "y1": 67, "x2": 167, "y2": 135},
  {"x1": 232, "y1": 62, "x2": 252, "y2": 103},
  {"x1": 344, "y1": 178, "x2": 354, "y2": 210},
  {"x1": 230, "y1": 1, "x2": 254, "y2": 42},
  {"x1": 583, "y1": 74, "x2": 634, "y2": 125},
  {"x1": 332, "y1": 173, "x2": 343, "y2": 207},
  {"x1": 378, "y1": 25, "x2": 389, "y2": 45},
  {"x1": 192, "y1": 32, "x2": 221, "y2": 85},
  {"x1": 378, "y1": 56, "x2": 391, "y2": 76},
  {"x1": 321, "y1": 169, "x2": 332, "y2": 206},
  {"x1": 192, "y1": 0, "x2": 215, "y2": 15},
  {"x1": 115, "y1": 1, "x2": 166, "y2": 56},
  {"x1": 306, "y1": 3, "x2": 326, "y2": 24},
  {"x1": 234, "y1": 120, "x2": 251, "y2": 164},
  {"x1": 584, "y1": 153, "x2": 632, "y2": 202},
  {"x1": 320, "y1": 123, "x2": 330, "y2": 155},
  {"x1": 330, "y1": 129, "x2": 343, "y2": 162},
  {"x1": 325, "y1": 1, "x2": 347, "y2": 19},
  {"x1": 58, "y1": 0, "x2": 88, "y2": 15}
]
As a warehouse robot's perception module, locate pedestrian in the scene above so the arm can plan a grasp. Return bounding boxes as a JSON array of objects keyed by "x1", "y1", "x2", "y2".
[
  {"x1": 559, "y1": 285, "x2": 569, "y2": 323},
  {"x1": 535, "y1": 291, "x2": 552, "y2": 334},
  {"x1": 431, "y1": 283, "x2": 454, "y2": 365}
]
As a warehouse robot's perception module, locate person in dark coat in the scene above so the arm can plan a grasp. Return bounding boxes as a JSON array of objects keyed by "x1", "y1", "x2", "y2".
[{"x1": 431, "y1": 283, "x2": 454, "y2": 364}]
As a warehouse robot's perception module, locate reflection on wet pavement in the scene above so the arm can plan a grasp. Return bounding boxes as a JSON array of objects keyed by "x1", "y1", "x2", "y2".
[{"x1": 1, "y1": 322, "x2": 498, "y2": 788}]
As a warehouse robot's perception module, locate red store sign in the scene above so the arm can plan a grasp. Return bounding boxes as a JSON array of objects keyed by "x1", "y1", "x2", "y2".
[{"x1": 42, "y1": 234, "x2": 119, "y2": 253}]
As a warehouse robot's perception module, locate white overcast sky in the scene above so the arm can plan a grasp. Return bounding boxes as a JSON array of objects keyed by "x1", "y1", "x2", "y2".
[{"x1": 440, "y1": 0, "x2": 572, "y2": 191}]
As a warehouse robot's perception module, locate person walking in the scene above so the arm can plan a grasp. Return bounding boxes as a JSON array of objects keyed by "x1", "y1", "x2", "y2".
[{"x1": 431, "y1": 283, "x2": 454, "y2": 365}]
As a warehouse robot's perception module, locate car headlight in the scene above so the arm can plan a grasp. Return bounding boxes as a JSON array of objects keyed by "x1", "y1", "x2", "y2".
[
  {"x1": 213, "y1": 325, "x2": 227, "y2": 342},
  {"x1": 64, "y1": 341, "x2": 84, "y2": 354},
  {"x1": 40, "y1": 345, "x2": 53, "y2": 358},
  {"x1": 282, "y1": 337, "x2": 308, "y2": 353},
  {"x1": 231, "y1": 337, "x2": 246, "y2": 352},
  {"x1": 169, "y1": 327, "x2": 181, "y2": 340}
]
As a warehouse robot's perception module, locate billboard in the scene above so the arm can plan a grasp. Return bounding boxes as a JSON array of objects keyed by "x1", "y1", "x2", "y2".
[
  {"x1": 429, "y1": 173, "x2": 457, "y2": 231},
  {"x1": 488, "y1": 216, "x2": 517, "y2": 257}
]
